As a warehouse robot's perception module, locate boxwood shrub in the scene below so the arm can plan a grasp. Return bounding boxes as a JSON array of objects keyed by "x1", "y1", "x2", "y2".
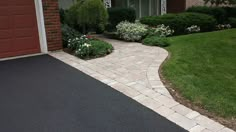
[
  {"x1": 186, "y1": 6, "x2": 227, "y2": 24},
  {"x1": 140, "y1": 13, "x2": 216, "y2": 35},
  {"x1": 107, "y1": 7, "x2": 136, "y2": 31}
]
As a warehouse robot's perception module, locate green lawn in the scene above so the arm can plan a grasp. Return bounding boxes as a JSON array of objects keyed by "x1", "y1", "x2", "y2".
[{"x1": 162, "y1": 29, "x2": 236, "y2": 119}]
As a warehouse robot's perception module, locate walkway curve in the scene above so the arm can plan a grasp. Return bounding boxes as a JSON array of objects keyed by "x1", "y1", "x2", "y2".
[{"x1": 50, "y1": 38, "x2": 234, "y2": 132}]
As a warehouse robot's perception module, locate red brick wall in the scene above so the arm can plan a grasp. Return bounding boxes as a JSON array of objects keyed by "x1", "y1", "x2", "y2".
[
  {"x1": 42, "y1": 0, "x2": 62, "y2": 51},
  {"x1": 167, "y1": 0, "x2": 186, "y2": 13}
]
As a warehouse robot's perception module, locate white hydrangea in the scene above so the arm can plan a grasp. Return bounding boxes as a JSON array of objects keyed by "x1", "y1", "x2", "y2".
[
  {"x1": 186, "y1": 25, "x2": 201, "y2": 33},
  {"x1": 116, "y1": 21, "x2": 148, "y2": 41}
]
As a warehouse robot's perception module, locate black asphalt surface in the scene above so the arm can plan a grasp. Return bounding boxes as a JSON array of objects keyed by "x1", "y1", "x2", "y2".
[{"x1": 0, "y1": 55, "x2": 186, "y2": 132}]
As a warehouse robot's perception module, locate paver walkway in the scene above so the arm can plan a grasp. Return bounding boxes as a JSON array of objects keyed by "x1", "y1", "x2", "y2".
[{"x1": 50, "y1": 38, "x2": 234, "y2": 132}]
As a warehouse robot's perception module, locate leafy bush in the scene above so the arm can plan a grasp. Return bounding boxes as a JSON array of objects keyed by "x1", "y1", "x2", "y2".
[
  {"x1": 187, "y1": 6, "x2": 227, "y2": 23},
  {"x1": 140, "y1": 13, "x2": 216, "y2": 35},
  {"x1": 64, "y1": 0, "x2": 108, "y2": 33},
  {"x1": 148, "y1": 24, "x2": 174, "y2": 37},
  {"x1": 142, "y1": 36, "x2": 170, "y2": 47},
  {"x1": 59, "y1": 8, "x2": 66, "y2": 24},
  {"x1": 228, "y1": 17, "x2": 236, "y2": 28},
  {"x1": 107, "y1": 7, "x2": 136, "y2": 31},
  {"x1": 66, "y1": 34, "x2": 113, "y2": 59},
  {"x1": 116, "y1": 21, "x2": 148, "y2": 41},
  {"x1": 64, "y1": 4, "x2": 80, "y2": 30},
  {"x1": 75, "y1": 40, "x2": 113, "y2": 59},
  {"x1": 223, "y1": 7, "x2": 236, "y2": 18},
  {"x1": 67, "y1": 35, "x2": 89, "y2": 50},
  {"x1": 140, "y1": 14, "x2": 177, "y2": 27},
  {"x1": 61, "y1": 24, "x2": 81, "y2": 48},
  {"x1": 77, "y1": 0, "x2": 108, "y2": 33}
]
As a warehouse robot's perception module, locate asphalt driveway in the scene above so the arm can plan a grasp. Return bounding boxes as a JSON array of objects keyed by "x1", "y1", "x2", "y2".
[{"x1": 0, "y1": 55, "x2": 186, "y2": 132}]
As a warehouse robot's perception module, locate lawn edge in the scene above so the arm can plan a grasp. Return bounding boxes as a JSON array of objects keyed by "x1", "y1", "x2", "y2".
[{"x1": 158, "y1": 51, "x2": 236, "y2": 131}]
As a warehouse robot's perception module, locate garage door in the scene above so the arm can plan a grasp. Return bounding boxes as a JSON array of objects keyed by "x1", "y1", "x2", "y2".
[{"x1": 0, "y1": 0, "x2": 40, "y2": 58}]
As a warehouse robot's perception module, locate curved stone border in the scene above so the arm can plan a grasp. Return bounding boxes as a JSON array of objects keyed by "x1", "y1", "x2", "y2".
[{"x1": 50, "y1": 38, "x2": 234, "y2": 132}]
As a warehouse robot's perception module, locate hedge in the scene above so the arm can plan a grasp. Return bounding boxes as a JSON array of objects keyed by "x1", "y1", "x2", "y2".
[
  {"x1": 140, "y1": 13, "x2": 217, "y2": 35},
  {"x1": 187, "y1": 6, "x2": 227, "y2": 24}
]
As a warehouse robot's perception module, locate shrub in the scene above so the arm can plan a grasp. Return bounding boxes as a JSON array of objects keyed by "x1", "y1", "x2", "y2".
[
  {"x1": 223, "y1": 7, "x2": 236, "y2": 18},
  {"x1": 180, "y1": 13, "x2": 216, "y2": 32},
  {"x1": 228, "y1": 17, "x2": 236, "y2": 28},
  {"x1": 75, "y1": 40, "x2": 113, "y2": 59},
  {"x1": 116, "y1": 21, "x2": 148, "y2": 41},
  {"x1": 187, "y1": 6, "x2": 227, "y2": 23},
  {"x1": 67, "y1": 35, "x2": 89, "y2": 50},
  {"x1": 64, "y1": 4, "x2": 80, "y2": 30},
  {"x1": 61, "y1": 24, "x2": 81, "y2": 48},
  {"x1": 148, "y1": 24, "x2": 174, "y2": 37},
  {"x1": 140, "y1": 13, "x2": 216, "y2": 35},
  {"x1": 107, "y1": 7, "x2": 136, "y2": 31},
  {"x1": 142, "y1": 36, "x2": 170, "y2": 47},
  {"x1": 77, "y1": 0, "x2": 108, "y2": 33},
  {"x1": 186, "y1": 25, "x2": 201, "y2": 33},
  {"x1": 140, "y1": 14, "x2": 177, "y2": 27},
  {"x1": 59, "y1": 8, "x2": 66, "y2": 24}
]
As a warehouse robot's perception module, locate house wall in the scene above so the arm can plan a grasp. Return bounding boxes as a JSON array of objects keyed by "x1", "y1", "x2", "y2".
[
  {"x1": 167, "y1": 0, "x2": 186, "y2": 13},
  {"x1": 186, "y1": 0, "x2": 205, "y2": 9},
  {"x1": 42, "y1": 0, "x2": 62, "y2": 51}
]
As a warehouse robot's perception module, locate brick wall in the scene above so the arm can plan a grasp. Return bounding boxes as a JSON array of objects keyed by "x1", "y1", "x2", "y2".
[
  {"x1": 186, "y1": 0, "x2": 205, "y2": 9},
  {"x1": 167, "y1": 0, "x2": 186, "y2": 13},
  {"x1": 42, "y1": 0, "x2": 62, "y2": 51}
]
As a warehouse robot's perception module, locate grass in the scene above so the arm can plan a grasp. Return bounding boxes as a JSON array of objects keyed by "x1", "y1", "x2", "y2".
[{"x1": 162, "y1": 29, "x2": 236, "y2": 119}]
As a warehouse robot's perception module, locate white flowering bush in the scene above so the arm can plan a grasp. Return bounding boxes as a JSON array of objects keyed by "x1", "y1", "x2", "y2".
[
  {"x1": 75, "y1": 42, "x2": 92, "y2": 58},
  {"x1": 155, "y1": 24, "x2": 174, "y2": 37},
  {"x1": 67, "y1": 35, "x2": 90, "y2": 50},
  {"x1": 186, "y1": 25, "x2": 200, "y2": 33},
  {"x1": 216, "y1": 24, "x2": 231, "y2": 30},
  {"x1": 116, "y1": 21, "x2": 148, "y2": 41},
  {"x1": 148, "y1": 24, "x2": 174, "y2": 37},
  {"x1": 67, "y1": 35, "x2": 113, "y2": 59}
]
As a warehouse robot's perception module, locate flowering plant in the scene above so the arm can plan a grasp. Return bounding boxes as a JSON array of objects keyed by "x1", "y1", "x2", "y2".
[
  {"x1": 67, "y1": 35, "x2": 91, "y2": 50},
  {"x1": 216, "y1": 24, "x2": 231, "y2": 30},
  {"x1": 116, "y1": 21, "x2": 148, "y2": 41},
  {"x1": 148, "y1": 24, "x2": 174, "y2": 37},
  {"x1": 75, "y1": 42, "x2": 92, "y2": 58},
  {"x1": 155, "y1": 24, "x2": 174, "y2": 37},
  {"x1": 186, "y1": 25, "x2": 200, "y2": 33}
]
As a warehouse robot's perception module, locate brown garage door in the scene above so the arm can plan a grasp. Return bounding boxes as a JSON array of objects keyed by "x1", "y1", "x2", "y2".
[{"x1": 0, "y1": 0, "x2": 40, "y2": 58}]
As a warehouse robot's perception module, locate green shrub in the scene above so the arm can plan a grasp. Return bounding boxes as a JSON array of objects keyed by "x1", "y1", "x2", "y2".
[
  {"x1": 147, "y1": 24, "x2": 174, "y2": 37},
  {"x1": 64, "y1": 0, "x2": 108, "y2": 33},
  {"x1": 187, "y1": 6, "x2": 227, "y2": 23},
  {"x1": 61, "y1": 24, "x2": 81, "y2": 48},
  {"x1": 180, "y1": 13, "x2": 217, "y2": 32},
  {"x1": 142, "y1": 36, "x2": 170, "y2": 47},
  {"x1": 140, "y1": 13, "x2": 216, "y2": 35},
  {"x1": 75, "y1": 40, "x2": 113, "y2": 59},
  {"x1": 223, "y1": 7, "x2": 236, "y2": 18},
  {"x1": 140, "y1": 14, "x2": 177, "y2": 27},
  {"x1": 77, "y1": 0, "x2": 108, "y2": 33},
  {"x1": 228, "y1": 17, "x2": 236, "y2": 28},
  {"x1": 64, "y1": 4, "x2": 81, "y2": 30},
  {"x1": 59, "y1": 8, "x2": 66, "y2": 24},
  {"x1": 116, "y1": 21, "x2": 148, "y2": 41},
  {"x1": 107, "y1": 7, "x2": 136, "y2": 31}
]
